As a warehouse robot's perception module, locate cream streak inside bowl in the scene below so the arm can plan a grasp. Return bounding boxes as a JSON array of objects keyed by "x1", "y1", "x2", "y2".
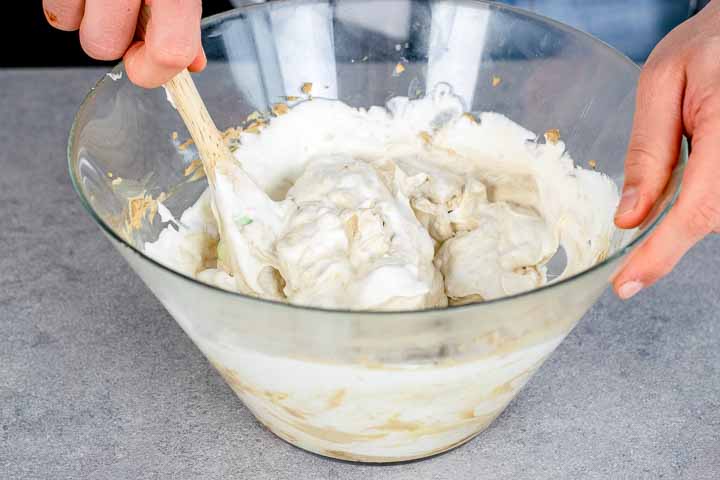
[{"x1": 202, "y1": 332, "x2": 564, "y2": 461}]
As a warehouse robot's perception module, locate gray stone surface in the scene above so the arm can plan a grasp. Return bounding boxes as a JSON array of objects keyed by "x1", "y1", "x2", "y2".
[{"x1": 1, "y1": 68, "x2": 719, "y2": 480}]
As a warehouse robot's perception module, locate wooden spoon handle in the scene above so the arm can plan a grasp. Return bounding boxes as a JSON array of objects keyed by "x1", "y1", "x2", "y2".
[{"x1": 136, "y1": 5, "x2": 229, "y2": 183}]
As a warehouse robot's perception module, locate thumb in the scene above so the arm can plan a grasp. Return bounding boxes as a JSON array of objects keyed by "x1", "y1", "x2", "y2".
[
  {"x1": 615, "y1": 60, "x2": 686, "y2": 229},
  {"x1": 613, "y1": 115, "x2": 720, "y2": 299}
]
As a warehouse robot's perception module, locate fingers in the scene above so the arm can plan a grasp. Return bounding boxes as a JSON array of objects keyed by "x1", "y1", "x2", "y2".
[
  {"x1": 43, "y1": 0, "x2": 85, "y2": 31},
  {"x1": 613, "y1": 119, "x2": 720, "y2": 299},
  {"x1": 45, "y1": 0, "x2": 205, "y2": 88},
  {"x1": 79, "y1": 0, "x2": 141, "y2": 61},
  {"x1": 188, "y1": 47, "x2": 207, "y2": 73},
  {"x1": 124, "y1": 0, "x2": 203, "y2": 88},
  {"x1": 614, "y1": 59, "x2": 686, "y2": 229}
]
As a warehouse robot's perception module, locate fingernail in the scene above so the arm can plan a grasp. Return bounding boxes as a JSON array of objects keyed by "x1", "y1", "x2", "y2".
[
  {"x1": 618, "y1": 280, "x2": 643, "y2": 300},
  {"x1": 616, "y1": 186, "x2": 639, "y2": 217}
]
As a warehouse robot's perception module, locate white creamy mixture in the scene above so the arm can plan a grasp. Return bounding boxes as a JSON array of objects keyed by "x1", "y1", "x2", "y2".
[
  {"x1": 140, "y1": 84, "x2": 620, "y2": 461},
  {"x1": 146, "y1": 84, "x2": 618, "y2": 310}
]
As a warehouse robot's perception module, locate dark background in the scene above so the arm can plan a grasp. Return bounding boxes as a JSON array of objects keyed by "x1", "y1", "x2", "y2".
[
  {"x1": 8, "y1": 1, "x2": 233, "y2": 68},
  {"x1": 8, "y1": 1, "x2": 703, "y2": 67}
]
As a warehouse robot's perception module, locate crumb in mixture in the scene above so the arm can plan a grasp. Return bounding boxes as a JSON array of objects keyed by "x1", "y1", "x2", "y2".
[
  {"x1": 171, "y1": 131, "x2": 179, "y2": 141},
  {"x1": 327, "y1": 389, "x2": 347, "y2": 408},
  {"x1": 544, "y1": 128, "x2": 561, "y2": 145},
  {"x1": 178, "y1": 138, "x2": 194, "y2": 151},
  {"x1": 393, "y1": 63, "x2": 406, "y2": 76},
  {"x1": 222, "y1": 127, "x2": 243, "y2": 141},
  {"x1": 492, "y1": 75, "x2": 502, "y2": 87},
  {"x1": 588, "y1": 159, "x2": 598, "y2": 170},
  {"x1": 246, "y1": 111, "x2": 263, "y2": 123},
  {"x1": 127, "y1": 192, "x2": 165, "y2": 231},
  {"x1": 301, "y1": 82, "x2": 313, "y2": 95},
  {"x1": 245, "y1": 121, "x2": 265, "y2": 134},
  {"x1": 183, "y1": 158, "x2": 204, "y2": 178},
  {"x1": 272, "y1": 103, "x2": 290, "y2": 116}
]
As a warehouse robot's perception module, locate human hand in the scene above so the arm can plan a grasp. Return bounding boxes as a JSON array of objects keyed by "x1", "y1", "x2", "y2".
[
  {"x1": 613, "y1": 1, "x2": 720, "y2": 299},
  {"x1": 43, "y1": 0, "x2": 206, "y2": 87}
]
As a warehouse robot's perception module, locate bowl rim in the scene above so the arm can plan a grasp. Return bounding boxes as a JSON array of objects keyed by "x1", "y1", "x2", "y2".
[{"x1": 67, "y1": 0, "x2": 686, "y2": 316}]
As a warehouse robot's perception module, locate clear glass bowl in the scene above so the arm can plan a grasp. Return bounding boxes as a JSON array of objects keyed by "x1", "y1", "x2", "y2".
[{"x1": 68, "y1": 0, "x2": 685, "y2": 463}]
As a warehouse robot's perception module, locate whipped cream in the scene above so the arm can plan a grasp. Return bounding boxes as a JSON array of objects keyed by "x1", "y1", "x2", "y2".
[
  {"x1": 137, "y1": 84, "x2": 622, "y2": 461},
  {"x1": 145, "y1": 84, "x2": 618, "y2": 310}
]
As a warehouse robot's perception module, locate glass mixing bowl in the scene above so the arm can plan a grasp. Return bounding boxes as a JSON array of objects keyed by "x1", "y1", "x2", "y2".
[{"x1": 68, "y1": 0, "x2": 685, "y2": 463}]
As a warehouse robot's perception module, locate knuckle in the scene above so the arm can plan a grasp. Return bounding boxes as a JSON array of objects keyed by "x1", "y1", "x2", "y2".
[
  {"x1": 80, "y1": 36, "x2": 126, "y2": 60},
  {"x1": 149, "y1": 40, "x2": 197, "y2": 69},
  {"x1": 689, "y1": 35, "x2": 720, "y2": 65},
  {"x1": 637, "y1": 59, "x2": 685, "y2": 110},
  {"x1": 626, "y1": 134, "x2": 666, "y2": 173},
  {"x1": 624, "y1": 149, "x2": 653, "y2": 177},
  {"x1": 624, "y1": 246, "x2": 670, "y2": 288},
  {"x1": 682, "y1": 40, "x2": 720, "y2": 128},
  {"x1": 642, "y1": 237, "x2": 681, "y2": 282},
  {"x1": 643, "y1": 261, "x2": 673, "y2": 285},
  {"x1": 126, "y1": 71, "x2": 158, "y2": 89},
  {"x1": 686, "y1": 199, "x2": 720, "y2": 236},
  {"x1": 648, "y1": 265, "x2": 674, "y2": 286},
  {"x1": 124, "y1": 50, "x2": 164, "y2": 89},
  {"x1": 685, "y1": 89, "x2": 720, "y2": 129},
  {"x1": 124, "y1": 69, "x2": 154, "y2": 89},
  {"x1": 640, "y1": 58, "x2": 682, "y2": 88}
]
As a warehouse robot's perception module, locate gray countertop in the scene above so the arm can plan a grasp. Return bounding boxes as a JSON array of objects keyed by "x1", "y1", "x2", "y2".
[{"x1": 1, "y1": 68, "x2": 719, "y2": 480}]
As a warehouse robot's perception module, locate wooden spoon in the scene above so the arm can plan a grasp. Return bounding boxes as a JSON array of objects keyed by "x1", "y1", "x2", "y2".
[
  {"x1": 136, "y1": 5, "x2": 229, "y2": 182},
  {"x1": 135, "y1": 5, "x2": 286, "y2": 298}
]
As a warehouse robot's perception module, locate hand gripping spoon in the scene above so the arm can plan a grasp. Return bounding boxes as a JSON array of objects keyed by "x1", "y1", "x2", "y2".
[{"x1": 135, "y1": 5, "x2": 290, "y2": 299}]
